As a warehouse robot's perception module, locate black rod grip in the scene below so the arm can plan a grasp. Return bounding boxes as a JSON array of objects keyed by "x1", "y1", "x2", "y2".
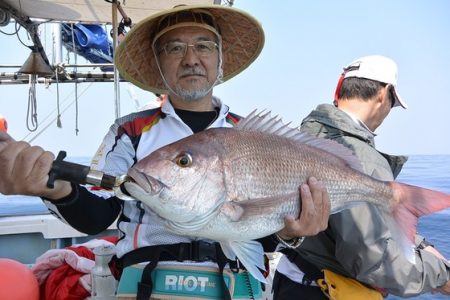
[{"x1": 47, "y1": 151, "x2": 90, "y2": 188}]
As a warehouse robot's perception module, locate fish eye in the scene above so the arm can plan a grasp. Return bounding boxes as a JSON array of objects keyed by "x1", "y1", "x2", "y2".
[{"x1": 175, "y1": 152, "x2": 193, "y2": 167}]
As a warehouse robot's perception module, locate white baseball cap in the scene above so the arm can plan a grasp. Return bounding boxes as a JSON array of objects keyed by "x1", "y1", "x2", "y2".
[{"x1": 336, "y1": 55, "x2": 407, "y2": 109}]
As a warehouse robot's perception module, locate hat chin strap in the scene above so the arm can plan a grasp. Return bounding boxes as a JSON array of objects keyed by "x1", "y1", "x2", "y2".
[{"x1": 153, "y1": 40, "x2": 224, "y2": 102}]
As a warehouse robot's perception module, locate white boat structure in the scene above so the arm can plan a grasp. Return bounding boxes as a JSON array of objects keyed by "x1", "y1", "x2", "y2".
[{"x1": 0, "y1": 0, "x2": 227, "y2": 263}]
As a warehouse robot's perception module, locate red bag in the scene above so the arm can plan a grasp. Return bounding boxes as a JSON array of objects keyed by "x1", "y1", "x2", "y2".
[{"x1": 33, "y1": 236, "x2": 118, "y2": 300}]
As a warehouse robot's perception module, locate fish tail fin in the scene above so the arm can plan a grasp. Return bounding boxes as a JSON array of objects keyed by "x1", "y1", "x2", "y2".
[{"x1": 390, "y1": 181, "x2": 450, "y2": 248}]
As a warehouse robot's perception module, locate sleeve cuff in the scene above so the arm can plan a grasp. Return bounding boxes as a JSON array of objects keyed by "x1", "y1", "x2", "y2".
[
  {"x1": 42, "y1": 183, "x2": 79, "y2": 207},
  {"x1": 275, "y1": 233, "x2": 305, "y2": 249}
]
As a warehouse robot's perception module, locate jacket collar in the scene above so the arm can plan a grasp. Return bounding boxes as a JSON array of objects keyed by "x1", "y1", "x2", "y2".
[
  {"x1": 301, "y1": 103, "x2": 407, "y2": 177},
  {"x1": 302, "y1": 104, "x2": 376, "y2": 146}
]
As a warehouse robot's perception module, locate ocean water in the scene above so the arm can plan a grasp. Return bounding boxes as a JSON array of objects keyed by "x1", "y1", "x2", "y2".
[
  {"x1": 387, "y1": 155, "x2": 450, "y2": 300},
  {"x1": 0, "y1": 155, "x2": 449, "y2": 299}
]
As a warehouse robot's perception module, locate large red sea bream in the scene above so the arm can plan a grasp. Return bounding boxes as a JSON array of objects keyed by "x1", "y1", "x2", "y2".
[{"x1": 123, "y1": 111, "x2": 450, "y2": 282}]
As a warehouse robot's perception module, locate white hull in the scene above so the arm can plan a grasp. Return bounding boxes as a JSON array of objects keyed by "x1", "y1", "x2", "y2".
[{"x1": 0, "y1": 214, "x2": 117, "y2": 264}]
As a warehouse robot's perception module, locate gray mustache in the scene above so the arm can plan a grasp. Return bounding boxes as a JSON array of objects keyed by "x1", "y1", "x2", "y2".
[{"x1": 179, "y1": 68, "x2": 206, "y2": 77}]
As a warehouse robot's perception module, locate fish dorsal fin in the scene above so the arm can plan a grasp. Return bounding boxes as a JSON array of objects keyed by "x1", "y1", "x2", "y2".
[
  {"x1": 237, "y1": 110, "x2": 364, "y2": 172},
  {"x1": 236, "y1": 109, "x2": 297, "y2": 137}
]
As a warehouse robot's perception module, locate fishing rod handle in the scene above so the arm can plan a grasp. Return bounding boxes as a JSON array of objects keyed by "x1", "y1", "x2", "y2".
[
  {"x1": 47, "y1": 151, "x2": 90, "y2": 188},
  {"x1": 47, "y1": 151, "x2": 118, "y2": 190}
]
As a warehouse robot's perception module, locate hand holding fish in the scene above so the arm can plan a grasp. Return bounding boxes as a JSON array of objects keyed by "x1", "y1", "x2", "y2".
[
  {"x1": 0, "y1": 133, "x2": 71, "y2": 200},
  {"x1": 277, "y1": 177, "x2": 330, "y2": 240}
]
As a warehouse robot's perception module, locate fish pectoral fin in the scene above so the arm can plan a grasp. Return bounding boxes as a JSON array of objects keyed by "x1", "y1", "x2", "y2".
[
  {"x1": 223, "y1": 194, "x2": 297, "y2": 221},
  {"x1": 220, "y1": 202, "x2": 245, "y2": 221},
  {"x1": 220, "y1": 240, "x2": 267, "y2": 283}
]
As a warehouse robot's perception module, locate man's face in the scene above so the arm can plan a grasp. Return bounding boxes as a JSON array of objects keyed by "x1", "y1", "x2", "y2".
[{"x1": 155, "y1": 26, "x2": 220, "y2": 101}]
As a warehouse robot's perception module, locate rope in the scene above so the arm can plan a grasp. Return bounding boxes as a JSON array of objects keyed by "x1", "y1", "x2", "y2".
[
  {"x1": 55, "y1": 68, "x2": 62, "y2": 128},
  {"x1": 25, "y1": 75, "x2": 38, "y2": 132},
  {"x1": 0, "y1": 22, "x2": 20, "y2": 35},
  {"x1": 70, "y1": 23, "x2": 80, "y2": 135},
  {"x1": 25, "y1": 82, "x2": 94, "y2": 143}
]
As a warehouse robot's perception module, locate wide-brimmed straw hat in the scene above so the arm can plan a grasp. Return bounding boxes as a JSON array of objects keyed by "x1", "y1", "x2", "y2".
[{"x1": 115, "y1": 4, "x2": 265, "y2": 94}]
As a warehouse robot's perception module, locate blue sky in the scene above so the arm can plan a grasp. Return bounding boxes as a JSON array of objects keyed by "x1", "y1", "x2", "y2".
[{"x1": 1, "y1": 0, "x2": 450, "y2": 157}]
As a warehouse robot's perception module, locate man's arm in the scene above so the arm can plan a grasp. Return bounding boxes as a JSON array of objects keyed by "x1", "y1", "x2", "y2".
[
  {"x1": 332, "y1": 204, "x2": 450, "y2": 297},
  {"x1": 0, "y1": 132, "x2": 120, "y2": 234},
  {"x1": 0, "y1": 132, "x2": 71, "y2": 199}
]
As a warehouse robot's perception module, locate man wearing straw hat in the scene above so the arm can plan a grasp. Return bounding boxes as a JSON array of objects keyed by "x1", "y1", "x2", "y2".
[{"x1": 0, "y1": 4, "x2": 330, "y2": 299}]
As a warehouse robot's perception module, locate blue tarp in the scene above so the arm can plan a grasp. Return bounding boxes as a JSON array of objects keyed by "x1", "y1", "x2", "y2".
[{"x1": 61, "y1": 24, "x2": 113, "y2": 71}]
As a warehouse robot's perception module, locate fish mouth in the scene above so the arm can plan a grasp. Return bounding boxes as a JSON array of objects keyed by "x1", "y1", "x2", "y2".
[{"x1": 126, "y1": 168, "x2": 166, "y2": 195}]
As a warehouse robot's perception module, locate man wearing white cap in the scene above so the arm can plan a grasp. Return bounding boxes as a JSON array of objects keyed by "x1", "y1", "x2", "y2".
[
  {"x1": 333, "y1": 54, "x2": 407, "y2": 109},
  {"x1": 273, "y1": 55, "x2": 450, "y2": 299},
  {"x1": 0, "y1": 4, "x2": 330, "y2": 299}
]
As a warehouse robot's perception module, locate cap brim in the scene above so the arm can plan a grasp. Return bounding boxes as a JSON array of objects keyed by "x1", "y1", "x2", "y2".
[{"x1": 392, "y1": 88, "x2": 407, "y2": 109}]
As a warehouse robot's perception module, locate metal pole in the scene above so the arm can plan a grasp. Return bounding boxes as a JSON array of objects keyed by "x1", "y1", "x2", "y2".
[
  {"x1": 0, "y1": 1, "x2": 52, "y2": 66},
  {"x1": 52, "y1": 23, "x2": 62, "y2": 66},
  {"x1": 112, "y1": 0, "x2": 121, "y2": 119}
]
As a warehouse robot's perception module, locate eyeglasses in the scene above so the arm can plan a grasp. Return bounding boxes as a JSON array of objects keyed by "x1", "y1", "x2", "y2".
[{"x1": 158, "y1": 41, "x2": 218, "y2": 58}]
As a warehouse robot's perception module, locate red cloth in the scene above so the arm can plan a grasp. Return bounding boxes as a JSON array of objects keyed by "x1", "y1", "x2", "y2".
[{"x1": 33, "y1": 236, "x2": 118, "y2": 300}]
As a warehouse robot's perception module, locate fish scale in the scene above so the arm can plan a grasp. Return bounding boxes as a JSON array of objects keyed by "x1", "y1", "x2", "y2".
[{"x1": 222, "y1": 130, "x2": 380, "y2": 212}]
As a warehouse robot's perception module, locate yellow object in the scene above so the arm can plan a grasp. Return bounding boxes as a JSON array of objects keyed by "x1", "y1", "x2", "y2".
[{"x1": 317, "y1": 269, "x2": 383, "y2": 300}]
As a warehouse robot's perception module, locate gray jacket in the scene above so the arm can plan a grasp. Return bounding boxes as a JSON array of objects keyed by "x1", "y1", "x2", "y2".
[{"x1": 296, "y1": 104, "x2": 449, "y2": 296}]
